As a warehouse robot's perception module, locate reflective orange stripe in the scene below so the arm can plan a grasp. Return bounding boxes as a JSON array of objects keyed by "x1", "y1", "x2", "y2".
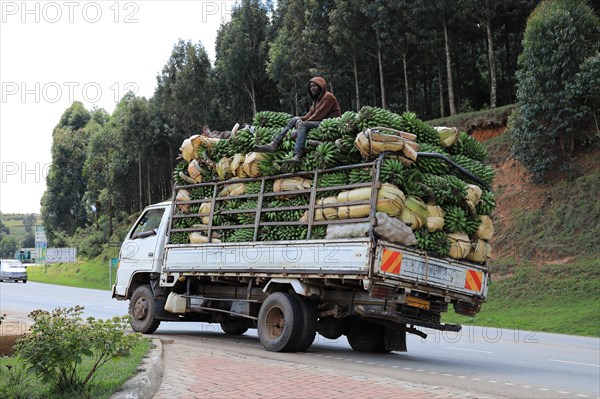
[
  {"x1": 464, "y1": 270, "x2": 483, "y2": 291},
  {"x1": 381, "y1": 249, "x2": 402, "y2": 274}
]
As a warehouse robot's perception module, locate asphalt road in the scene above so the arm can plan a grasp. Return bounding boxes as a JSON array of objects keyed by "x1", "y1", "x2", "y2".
[{"x1": 1, "y1": 282, "x2": 599, "y2": 398}]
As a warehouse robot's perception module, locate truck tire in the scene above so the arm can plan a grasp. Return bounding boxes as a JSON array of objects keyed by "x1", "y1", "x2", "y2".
[
  {"x1": 291, "y1": 295, "x2": 317, "y2": 352},
  {"x1": 347, "y1": 319, "x2": 387, "y2": 352},
  {"x1": 221, "y1": 319, "x2": 249, "y2": 335},
  {"x1": 317, "y1": 317, "x2": 345, "y2": 340},
  {"x1": 129, "y1": 285, "x2": 161, "y2": 334},
  {"x1": 257, "y1": 292, "x2": 303, "y2": 352}
]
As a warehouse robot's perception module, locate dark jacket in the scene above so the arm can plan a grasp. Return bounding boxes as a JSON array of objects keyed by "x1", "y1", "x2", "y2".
[{"x1": 301, "y1": 77, "x2": 341, "y2": 122}]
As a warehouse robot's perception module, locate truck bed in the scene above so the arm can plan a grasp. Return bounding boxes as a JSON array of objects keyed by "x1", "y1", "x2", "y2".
[{"x1": 163, "y1": 238, "x2": 488, "y2": 301}]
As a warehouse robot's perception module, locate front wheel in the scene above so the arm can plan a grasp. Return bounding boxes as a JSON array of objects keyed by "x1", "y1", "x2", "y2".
[
  {"x1": 129, "y1": 284, "x2": 161, "y2": 334},
  {"x1": 257, "y1": 292, "x2": 303, "y2": 352}
]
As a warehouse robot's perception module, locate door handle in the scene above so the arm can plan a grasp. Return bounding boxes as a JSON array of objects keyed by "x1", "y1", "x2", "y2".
[{"x1": 148, "y1": 252, "x2": 154, "y2": 257}]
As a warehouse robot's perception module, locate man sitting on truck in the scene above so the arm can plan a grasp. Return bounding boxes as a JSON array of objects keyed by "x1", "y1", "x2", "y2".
[{"x1": 254, "y1": 77, "x2": 341, "y2": 165}]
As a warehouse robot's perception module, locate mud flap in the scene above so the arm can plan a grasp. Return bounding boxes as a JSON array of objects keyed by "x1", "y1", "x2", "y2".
[{"x1": 384, "y1": 325, "x2": 407, "y2": 352}]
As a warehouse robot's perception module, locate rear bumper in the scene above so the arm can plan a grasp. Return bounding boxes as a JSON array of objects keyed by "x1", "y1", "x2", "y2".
[{"x1": 356, "y1": 304, "x2": 462, "y2": 332}]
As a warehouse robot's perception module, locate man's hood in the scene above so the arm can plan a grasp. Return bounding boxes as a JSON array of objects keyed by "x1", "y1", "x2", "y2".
[{"x1": 308, "y1": 77, "x2": 327, "y2": 100}]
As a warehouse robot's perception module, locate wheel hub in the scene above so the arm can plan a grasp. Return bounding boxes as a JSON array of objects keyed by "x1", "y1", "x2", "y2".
[{"x1": 133, "y1": 298, "x2": 148, "y2": 320}]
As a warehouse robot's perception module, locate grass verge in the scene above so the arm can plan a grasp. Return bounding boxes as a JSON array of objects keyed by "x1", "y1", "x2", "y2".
[
  {"x1": 27, "y1": 246, "x2": 119, "y2": 291},
  {"x1": 0, "y1": 338, "x2": 151, "y2": 399}
]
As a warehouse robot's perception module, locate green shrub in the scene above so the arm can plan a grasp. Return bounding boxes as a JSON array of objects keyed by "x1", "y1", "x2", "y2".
[
  {"x1": 509, "y1": 0, "x2": 600, "y2": 178},
  {"x1": 0, "y1": 362, "x2": 37, "y2": 399},
  {"x1": 14, "y1": 306, "x2": 141, "y2": 396}
]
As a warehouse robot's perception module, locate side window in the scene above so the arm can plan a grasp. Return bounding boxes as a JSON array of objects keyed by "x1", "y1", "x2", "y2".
[{"x1": 131, "y1": 209, "x2": 165, "y2": 239}]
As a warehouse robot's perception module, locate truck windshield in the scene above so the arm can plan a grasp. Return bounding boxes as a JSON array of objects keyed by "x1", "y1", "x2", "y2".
[{"x1": 131, "y1": 209, "x2": 164, "y2": 239}]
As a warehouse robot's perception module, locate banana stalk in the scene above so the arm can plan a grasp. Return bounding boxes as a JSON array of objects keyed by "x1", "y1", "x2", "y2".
[
  {"x1": 427, "y1": 204, "x2": 445, "y2": 232},
  {"x1": 176, "y1": 189, "x2": 191, "y2": 213},
  {"x1": 436, "y1": 126, "x2": 459, "y2": 147},
  {"x1": 465, "y1": 184, "x2": 483, "y2": 212},
  {"x1": 216, "y1": 157, "x2": 234, "y2": 180},
  {"x1": 475, "y1": 215, "x2": 494, "y2": 240},
  {"x1": 219, "y1": 182, "x2": 246, "y2": 197},
  {"x1": 230, "y1": 154, "x2": 247, "y2": 178},
  {"x1": 188, "y1": 159, "x2": 203, "y2": 183},
  {"x1": 400, "y1": 196, "x2": 428, "y2": 229},
  {"x1": 466, "y1": 239, "x2": 492, "y2": 263},
  {"x1": 243, "y1": 152, "x2": 266, "y2": 178},
  {"x1": 447, "y1": 232, "x2": 471, "y2": 259}
]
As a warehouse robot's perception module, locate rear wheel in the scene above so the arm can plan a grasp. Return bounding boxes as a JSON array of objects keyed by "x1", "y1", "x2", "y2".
[
  {"x1": 291, "y1": 295, "x2": 317, "y2": 352},
  {"x1": 347, "y1": 319, "x2": 387, "y2": 352},
  {"x1": 129, "y1": 285, "x2": 161, "y2": 334},
  {"x1": 221, "y1": 319, "x2": 249, "y2": 335},
  {"x1": 257, "y1": 292, "x2": 303, "y2": 352},
  {"x1": 22, "y1": 279, "x2": 27, "y2": 283}
]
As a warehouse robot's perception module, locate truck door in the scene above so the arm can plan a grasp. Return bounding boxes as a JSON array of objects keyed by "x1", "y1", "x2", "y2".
[{"x1": 114, "y1": 207, "x2": 167, "y2": 296}]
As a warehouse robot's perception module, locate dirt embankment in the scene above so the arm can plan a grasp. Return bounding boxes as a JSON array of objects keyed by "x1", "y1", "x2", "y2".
[{"x1": 472, "y1": 126, "x2": 600, "y2": 268}]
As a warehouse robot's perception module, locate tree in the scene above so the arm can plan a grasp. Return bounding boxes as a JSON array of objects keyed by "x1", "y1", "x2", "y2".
[
  {"x1": 155, "y1": 40, "x2": 212, "y2": 137},
  {"x1": 22, "y1": 214, "x2": 36, "y2": 233},
  {"x1": 329, "y1": 0, "x2": 369, "y2": 111},
  {"x1": 41, "y1": 102, "x2": 92, "y2": 240},
  {"x1": 215, "y1": 0, "x2": 272, "y2": 117},
  {"x1": 1, "y1": 235, "x2": 18, "y2": 258},
  {"x1": 0, "y1": 218, "x2": 8, "y2": 241},
  {"x1": 509, "y1": 0, "x2": 600, "y2": 178},
  {"x1": 267, "y1": 0, "x2": 311, "y2": 114}
]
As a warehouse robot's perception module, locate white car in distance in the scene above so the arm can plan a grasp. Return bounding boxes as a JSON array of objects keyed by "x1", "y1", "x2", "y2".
[{"x1": 0, "y1": 259, "x2": 28, "y2": 283}]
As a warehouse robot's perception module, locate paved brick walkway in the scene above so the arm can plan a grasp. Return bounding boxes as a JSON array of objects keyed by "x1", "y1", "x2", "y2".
[{"x1": 154, "y1": 337, "x2": 499, "y2": 399}]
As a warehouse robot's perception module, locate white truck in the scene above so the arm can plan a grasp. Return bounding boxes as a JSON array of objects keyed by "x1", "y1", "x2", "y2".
[{"x1": 112, "y1": 156, "x2": 489, "y2": 352}]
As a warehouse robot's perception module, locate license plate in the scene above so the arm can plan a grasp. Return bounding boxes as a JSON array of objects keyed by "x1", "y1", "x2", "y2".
[{"x1": 406, "y1": 295, "x2": 430, "y2": 310}]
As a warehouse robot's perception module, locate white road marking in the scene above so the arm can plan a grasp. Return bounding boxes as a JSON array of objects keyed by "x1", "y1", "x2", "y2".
[
  {"x1": 548, "y1": 359, "x2": 600, "y2": 368},
  {"x1": 558, "y1": 391, "x2": 570, "y2": 394},
  {"x1": 445, "y1": 346, "x2": 493, "y2": 354}
]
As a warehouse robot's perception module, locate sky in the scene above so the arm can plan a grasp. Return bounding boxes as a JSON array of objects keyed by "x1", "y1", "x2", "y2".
[{"x1": 0, "y1": 0, "x2": 235, "y2": 214}]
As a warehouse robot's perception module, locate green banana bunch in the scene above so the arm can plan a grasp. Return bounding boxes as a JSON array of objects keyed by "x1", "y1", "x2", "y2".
[
  {"x1": 399, "y1": 112, "x2": 439, "y2": 145},
  {"x1": 173, "y1": 160, "x2": 189, "y2": 186},
  {"x1": 443, "y1": 206, "x2": 469, "y2": 234},
  {"x1": 357, "y1": 106, "x2": 403, "y2": 131},
  {"x1": 448, "y1": 132, "x2": 488, "y2": 162},
  {"x1": 253, "y1": 126, "x2": 280, "y2": 146},
  {"x1": 308, "y1": 118, "x2": 343, "y2": 141},
  {"x1": 380, "y1": 158, "x2": 405, "y2": 186},
  {"x1": 414, "y1": 143, "x2": 450, "y2": 175},
  {"x1": 339, "y1": 111, "x2": 359, "y2": 136},
  {"x1": 477, "y1": 190, "x2": 496, "y2": 215},
  {"x1": 420, "y1": 174, "x2": 453, "y2": 205},
  {"x1": 398, "y1": 169, "x2": 425, "y2": 197},
  {"x1": 415, "y1": 229, "x2": 451, "y2": 256},
  {"x1": 229, "y1": 128, "x2": 255, "y2": 154},
  {"x1": 317, "y1": 172, "x2": 348, "y2": 197},
  {"x1": 169, "y1": 232, "x2": 189, "y2": 244},
  {"x1": 226, "y1": 228, "x2": 255, "y2": 242},
  {"x1": 253, "y1": 111, "x2": 292, "y2": 129},
  {"x1": 449, "y1": 154, "x2": 495, "y2": 185},
  {"x1": 348, "y1": 168, "x2": 372, "y2": 184},
  {"x1": 305, "y1": 142, "x2": 339, "y2": 170},
  {"x1": 237, "y1": 200, "x2": 258, "y2": 225},
  {"x1": 189, "y1": 186, "x2": 213, "y2": 200}
]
